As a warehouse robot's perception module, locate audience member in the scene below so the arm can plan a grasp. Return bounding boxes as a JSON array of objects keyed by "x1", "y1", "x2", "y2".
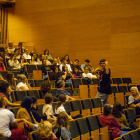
[
  {"x1": 5, "y1": 73, "x2": 17, "y2": 90},
  {"x1": 64, "y1": 55, "x2": 72, "y2": 64},
  {"x1": 14, "y1": 49, "x2": 21, "y2": 59},
  {"x1": 56, "y1": 56, "x2": 61, "y2": 65},
  {"x1": 16, "y1": 74, "x2": 32, "y2": 90},
  {"x1": 37, "y1": 121, "x2": 58, "y2": 140},
  {"x1": 17, "y1": 42, "x2": 25, "y2": 53},
  {"x1": 82, "y1": 66, "x2": 97, "y2": 78},
  {"x1": 16, "y1": 96, "x2": 39, "y2": 131},
  {"x1": 51, "y1": 66, "x2": 62, "y2": 82},
  {"x1": 3, "y1": 49, "x2": 10, "y2": 58},
  {"x1": 73, "y1": 66, "x2": 81, "y2": 78},
  {"x1": 53, "y1": 113, "x2": 71, "y2": 140},
  {"x1": 39, "y1": 54, "x2": 45, "y2": 64},
  {"x1": 0, "y1": 95, "x2": 28, "y2": 140},
  {"x1": 128, "y1": 86, "x2": 140, "y2": 115},
  {"x1": 99, "y1": 104, "x2": 129, "y2": 140},
  {"x1": 51, "y1": 58, "x2": 60, "y2": 71},
  {"x1": 55, "y1": 80, "x2": 75, "y2": 100},
  {"x1": 7, "y1": 42, "x2": 15, "y2": 53},
  {"x1": 71, "y1": 59, "x2": 81, "y2": 71},
  {"x1": 22, "y1": 49, "x2": 31, "y2": 59},
  {"x1": 62, "y1": 65, "x2": 73, "y2": 87},
  {"x1": 31, "y1": 97, "x2": 42, "y2": 123},
  {"x1": 59, "y1": 57, "x2": 72, "y2": 72},
  {"x1": 81, "y1": 59, "x2": 92, "y2": 72},
  {"x1": 0, "y1": 81, "x2": 20, "y2": 107},
  {"x1": 20, "y1": 56, "x2": 29, "y2": 67},
  {"x1": 43, "y1": 93, "x2": 56, "y2": 123},
  {"x1": 44, "y1": 49, "x2": 53, "y2": 60},
  {"x1": 30, "y1": 53, "x2": 41, "y2": 65},
  {"x1": 0, "y1": 56, "x2": 6, "y2": 71}
]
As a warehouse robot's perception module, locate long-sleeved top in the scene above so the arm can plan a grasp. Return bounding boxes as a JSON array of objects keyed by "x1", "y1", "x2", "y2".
[
  {"x1": 8, "y1": 59, "x2": 21, "y2": 69},
  {"x1": 99, "y1": 115, "x2": 122, "y2": 140},
  {"x1": 55, "y1": 89, "x2": 71, "y2": 97}
]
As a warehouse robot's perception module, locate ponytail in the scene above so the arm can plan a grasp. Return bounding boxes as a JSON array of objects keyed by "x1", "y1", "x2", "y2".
[{"x1": 55, "y1": 101, "x2": 62, "y2": 110}]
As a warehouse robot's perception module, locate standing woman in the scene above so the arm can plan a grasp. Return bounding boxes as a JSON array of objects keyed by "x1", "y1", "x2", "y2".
[
  {"x1": 64, "y1": 55, "x2": 72, "y2": 65},
  {"x1": 5, "y1": 73, "x2": 17, "y2": 90},
  {"x1": 44, "y1": 49, "x2": 53, "y2": 60}
]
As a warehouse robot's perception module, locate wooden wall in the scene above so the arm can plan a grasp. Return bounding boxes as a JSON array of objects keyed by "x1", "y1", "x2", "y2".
[{"x1": 8, "y1": 0, "x2": 140, "y2": 83}]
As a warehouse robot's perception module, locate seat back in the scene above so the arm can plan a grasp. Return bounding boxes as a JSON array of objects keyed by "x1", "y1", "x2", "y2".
[
  {"x1": 71, "y1": 78, "x2": 82, "y2": 89},
  {"x1": 37, "y1": 65, "x2": 42, "y2": 70},
  {"x1": 81, "y1": 99, "x2": 93, "y2": 109},
  {"x1": 31, "y1": 131, "x2": 40, "y2": 140},
  {"x1": 52, "y1": 102, "x2": 57, "y2": 113},
  {"x1": 9, "y1": 71, "x2": 20, "y2": 78},
  {"x1": 33, "y1": 70, "x2": 42, "y2": 80},
  {"x1": 124, "y1": 108, "x2": 136, "y2": 123},
  {"x1": 64, "y1": 101, "x2": 72, "y2": 115},
  {"x1": 14, "y1": 91, "x2": 27, "y2": 101},
  {"x1": 117, "y1": 86, "x2": 128, "y2": 93},
  {"x1": 129, "y1": 131, "x2": 140, "y2": 140},
  {"x1": 26, "y1": 65, "x2": 37, "y2": 73},
  {"x1": 37, "y1": 104, "x2": 43, "y2": 115},
  {"x1": 92, "y1": 79, "x2": 100, "y2": 85},
  {"x1": 26, "y1": 90, "x2": 40, "y2": 99},
  {"x1": 127, "y1": 85, "x2": 136, "y2": 92},
  {"x1": 122, "y1": 78, "x2": 132, "y2": 85},
  {"x1": 51, "y1": 89, "x2": 57, "y2": 96},
  {"x1": 10, "y1": 107, "x2": 20, "y2": 117},
  {"x1": 114, "y1": 137, "x2": 123, "y2": 140},
  {"x1": 91, "y1": 98, "x2": 102, "y2": 108},
  {"x1": 137, "y1": 85, "x2": 140, "y2": 91},
  {"x1": 122, "y1": 133, "x2": 132, "y2": 140},
  {"x1": 0, "y1": 71, "x2": 8, "y2": 79},
  {"x1": 111, "y1": 86, "x2": 118, "y2": 93},
  {"x1": 70, "y1": 100, "x2": 82, "y2": 111},
  {"x1": 34, "y1": 80, "x2": 44, "y2": 87},
  {"x1": 112, "y1": 78, "x2": 122, "y2": 85},
  {"x1": 0, "y1": 136, "x2": 11, "y2": 140},
  {"x1": 28, "y1": 79, "x2": 35, "y2": 87},
  {"x1": 48, "y1": 71, "x2": 53, "y2": 81}
]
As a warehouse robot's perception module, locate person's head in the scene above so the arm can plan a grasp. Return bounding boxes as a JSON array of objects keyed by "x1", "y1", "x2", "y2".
[
  {"x1": 53, "y1": 58, "x2": 57, "y2": 65},
  {"x1": 0, "y1": 95, "x2": 6, "y2": 108},
  {"x1": 112, "y1": 102, "x2": 123, "y2": 118},
  {"x1": 42, "y1": 59, "x2": 46, "y2": 65},
  {"x1": 6, "y1": 73, "x2": 14, "y2": 84},
  {"x1": 64, "y1": 55, "x2": 70, "y2": 63},
  {"x1": 55, "y1": 94, "x2": 66, "y2": 109},
  {"x1": 4, "y1": 49, "x2": 9, "y2": 55},
  {"x1": 33, "y1": 53, "x2": 37, "y2": 61},
  {"x1": 62, "y1": 65, "x2": 68, "y2": 72},
  {"x1": 31, "y1": 96, "x2": 38, "y2": 108},
  {"x1": 37, "y1": 121, "x2": 52, "y2": 140},
  {"x1": 85, "y1": 59, "x2": 90, "y2": 66},
  {"x1": 25, "y1": 49, "x2": 29, "y2": 55},
  {"x1": 44, "y1": 93, "x2": 53, "y2": 104},
  {"x1": 52, "y1": 66, "x2": 59, "y2": 74},
  {"x1": 103, "y1": 104, "x2": 112, "y2": 116},
  {"x1": 73, "y1": 67, "x2": 79, "y2": 74},
  {"x1": 8, "y1": 42, "x2": 13, "y2": 48},
  {"x1": 40, "y1": 54, "x2": 45, "y2": 60},
  {"x1": 17, "y1": 74, "x2": 27, "y2": 84},
  {"x1": 84, "y1": 66, "x2": 89, "y2": 74},
  {"x1": 0, "y1": 57, "x2": 3, "y2": 64},
  {"x1": 56, "y1": 57, "x2": 60, "y2": 63},
  {"x1": 55, "y1": 113, "x2": 69, "y2": 129},
  {"x1": 130, "y1": 86, "x2": 139, "y2": 97},
  {"x1": 14, "y1": 49, "x2": 20, "y2": 56},
  {"x1": 73, "y1": 59, "x2": 79, "y2": 66},
  {"x1": 40, "y1": 80, "x2": 51, "y2": 93},
  {"x1": 99, "y1": 59, "x2": 106, "y2": 69},
  {"x1": 44, "y1": 49, "x2": 49, "y2": 55},
  {"x1": 21, "y1": 96, "x2": 33, "y2": 109},
  {"x1": 0, "y1": 81, "x2": 10, "y2": 95},
  {"x1": 18, "y1": 42, "x2": 22, "y2": 48},
  {"x1": 21, "y1": 56, "x2": 26, "y2": 62},
  {"x1": 60, "y1": 57, "x2": 66, "y2": 65},
  {"x1": 56, "y1": 80, "x2": 65, "y2": 88}
]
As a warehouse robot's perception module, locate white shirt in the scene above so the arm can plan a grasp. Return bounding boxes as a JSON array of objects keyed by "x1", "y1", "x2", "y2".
[
  {"x1": 33, "y1": 61, "x2": 39, "y2": 65},
  {"x1": 7, "y1": 48, "x2": 15, "y2": 53},
  {"x1": 59, "y1": 64, "x2": 72, "y2": 72},
  {"x1": 55, "y1": 105, "x2": 65, "y2": 114},
  {"x1": 22, "y1": 53, "x2": 31, "y2": 59},
  {"x1": 16, "y1": 82, "x2": 29, "y2": 90},
  {"x1": 43, "y1": 104, "x2": 54, "y2": 116},
  {"x1": 82, "y1": 72, "x2": 97, "y2": 78},
  {"x1": 0, "y1": 108, "x2": 15, "y2": 137},
  {"x1": 8, "y1": 59, "x2": 21, "y2": 69}
]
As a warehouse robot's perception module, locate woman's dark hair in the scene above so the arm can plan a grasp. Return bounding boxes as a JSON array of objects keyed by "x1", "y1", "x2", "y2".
[
  {"x1": 52, "y1": 66, "x2": 59, "y2": 73},
  {"x1": 40, "y1": 80, "x2": 51, "y2": 93},
  {"x1": 73, "y1": 66, "x2": 80, "y2": 76},
  {"x1": 18, "y1": 42, "x2": 22, "y2": 47},
  {"x1": 0, "y1": 81, "x2": 9, "y2": 95},
  {"x1": 44, "y1": 49, "x2": 49, "y2": 55},
  {"x1": 85, "y1": 59, "x2": 90, "y2": 63},
  {"x1": 62, "y1": 65, "x2": 67, "y2": 72},
  {"x1": 103, "y1": 104, "x2": 111, "y2": 116},
  {"x1": 99, "y1": 59, "x2": 106, "y2": 65},
  {"x1": 5, "y1": 73, "x2": 14, "y2": 85},
  {"x1": 64, "y1": 55, "x2": 70, "y2": 64},
  {"x1": 112, "y1": 102, "x2": 123, "y2": 118},
  {"x1": 33, "y1": 53, "x2": 37, "y2": 61},
  {"x1": 55, "y1": 94, "x2": 66, "y2": 110},
  {"x1": 56, "y1": 80, "x2": 64, "y2": 88},
  {"x1": 44, "y1": 93, "x2": 53, "y2": 104},
  {"x1": 31, "y1": 96, "x2": 37, "y2": 104}
]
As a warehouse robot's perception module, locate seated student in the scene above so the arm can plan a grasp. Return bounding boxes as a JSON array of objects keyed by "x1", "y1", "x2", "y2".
[
  {"x1": 39, "y1": 54, "x2": 45, "y2": 64},
  {"x1": 43, "y1": 93, "x2": 57, "y2": 123},
  {"x1": 71, "y1": 59, "x2": 81, "y2": 71},
  {"x1": 30, "y1": 53, "x2": 41, "y2": 65},
  {"x1": 0, "y1": 56, "x2": 6, "y2": 71},
  {"x1": 22, "y1": 48, "x2": 31, "y2": 60},
  {"x1": 56, "y1": 56, "x2": 61, "y2": 65},
  {"x1": 16, "y1": 96, "x2": 39, "y2": 131},
  {"x1": 44, "y1": 49, "x2": 53, "y2": 60},
  {"x1": 31, "y1": 97, "x2": 43, "y2": 123},
  {"x1": 73, "y1": 66, "x2": 82, "y2": 78},
  {"x1": 3, "y1": 49, "x2": 10, "y2": 59},
  {"x1": 53, "y1": 113, "x2": 71, "y2": 140},
  {"x1": 7, "y1": 42, "x2": 15, "y2": 53},
  {"x1": 128, "y1": 86, "x2": 140, "y2": 115},
  {"x1": 82, "y1": 66, "x2": 97, "y2": 78},
  {"x1": 55, "y1": 94, "x2": 73, "y2": 120},
  {"x1": 0, "y1": 95, "x2": 29, "y2": 140},
  {"x1": 16, "y1": 74, "x2": 32, "y2": 90},
  {"x1": 5, "y1": 73, "x2": 17, "y2": 90},
  {"x1": 20, "y1": 56, "x2": 29, "y2": 67},
  {"x1": 51, "y1": 66, "x2": 62, "y2": 82},
  {"x1": 40, "y1": 80, "x2": 58, "y2": 102},
  {"x1": 81, "y1": 59, "x2": 93, "y2": 72},
  {"x1": 59, "y1": 57, "x2": 72, "y2": 72},
  {"x1": 62, "y1": 65, "x2": 73, "y2": 87},
  {"x1": 55, "y1": 80, "x2": 75, "y2": 100},
  {"x1": 64, "y1": 54, "x2": 72, "y2": 65},
  {"x1": 37, "y1": 121, "x2": 58, "y2": 140},
  {"x1": 99, "y1": 104, "x2": 129, "y2": 140},
  {"x1": 0, "y1": 81, "x2": 20, "y2": 107},
  {"x1": 14, "y1": 49, "x2": 21, "y2": 59},
  {"x1": 8, "y1": 53, "x2": 21, "y2": 70},
  {"x1": 51, "y1": 58, "x2": 60, "y2": 71}
]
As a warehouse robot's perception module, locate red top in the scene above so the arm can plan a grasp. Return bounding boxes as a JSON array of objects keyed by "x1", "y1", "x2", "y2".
[
  {"x1": 0, "y1": 65, "x2": 4, "y2": 71},
  {"x1": 42, "y1": 138, "x2": 58, "y2": 140},
  {"x1": 0, "y1": 93, "x2": 6, "y2": 97},
  {"x1": 99, "y1": 115, "x2": 122, "y2": 139}
]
